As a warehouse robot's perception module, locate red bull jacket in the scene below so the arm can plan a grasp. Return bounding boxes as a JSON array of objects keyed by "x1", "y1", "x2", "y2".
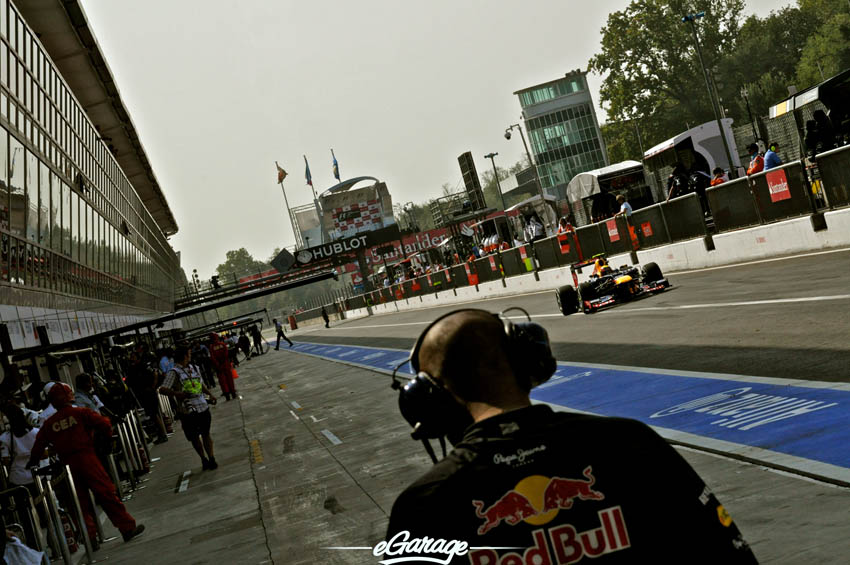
[{"x1": 386, "y1": 405, "x2": 757, "y2": 564}]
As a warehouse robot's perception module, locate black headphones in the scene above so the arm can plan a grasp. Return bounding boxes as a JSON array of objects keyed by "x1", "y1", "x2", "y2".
[{"x1": 391, "y1": 307, "x2": 556, "y2": 463}]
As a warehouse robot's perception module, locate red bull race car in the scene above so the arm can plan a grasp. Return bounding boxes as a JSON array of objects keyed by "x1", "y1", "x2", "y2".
[{"x1": 555, "y1": 255, "x2": 670, "y2": 315}]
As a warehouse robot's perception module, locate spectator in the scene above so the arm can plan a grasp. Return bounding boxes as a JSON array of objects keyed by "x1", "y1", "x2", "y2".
[
  {"x1": 0, "y1": 404, "x2": 48, "y2": 513},
  {"x1": 764, "y1": 141, "x2": 782, "y2": 170},
  {"x1": 159, "y1": 345, "x2": 218, "y2": 470},
  {"x1": 321, "y1": 306, "x2": 330, "y2": 329},
  {"x1": 158, "y1": 348, "x2": 174, "y2": 376},
  {"x1": 804, "y1": 110, "x2": 837, "y2": 160},
  {"x1": 525, "y1": 214, "x2": 545, "y2": 242},
  {"x1": 127, "y1": 350, "x2": 168, "y2": 444},
  {"x1": 192, "y1": 340, "x2": 216, "y2": 389},
  {"x1": 273, "y1": 318, "x2": 293, "y2": 349},
  {"x1": 746, "y1": 143, "x2": 764, "y2": 175},
  {"x1": 385, "y1": 310, "x2": 757, "y2": 563},
  {"x1": 250, "y1": 325, "x2": 264, "y2": 356},
  {"x1": 28, "y1": 384, "x2": 145, "y2": 547},
  {"x1": 238, "y1": 330, "x2": 252, "y2": 360},
  {"x1": 209, "y1": 334, "x2": 237, "y2": 401},
  {"x1": 710, "y1": 167, "x2": 727, "y2": 186},
  {"x1": 613, "y1": 194, "x2": 632, "y2": 217},
  {"x1": 74, "y1": 373, "x2": 104, "y2": 414}
]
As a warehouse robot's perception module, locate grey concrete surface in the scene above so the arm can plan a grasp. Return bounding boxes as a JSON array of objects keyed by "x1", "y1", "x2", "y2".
[
  {"x1": 85, "y1": 349, "x2": 849, "y2": 564},
  {"x1": 90, "y1": 389, "x2": 271, "y2": 564},
  {"x1": 283, "y1": 249, "x2": 850, "y2": 381}
]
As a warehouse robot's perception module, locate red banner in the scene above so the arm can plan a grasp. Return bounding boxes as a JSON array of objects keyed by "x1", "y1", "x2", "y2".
[
  {"x1": 556, "y1": 233, "x2": 570, "y2": 254},
  {"x1": 606, "y1": 219, "x2": 620, "y2": 242},
  {"x1": 766, "y1": 169, "x2": 792, "y2": 202},
  {"x1": 464, "y1": 263, "x2": 479, "y2": 286},
  {"x1": 641, "y1": 222, "x2": 653, "y2": 237}
]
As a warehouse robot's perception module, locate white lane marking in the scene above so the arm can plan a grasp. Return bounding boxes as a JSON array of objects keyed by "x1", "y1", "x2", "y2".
[
  {"x1": 289, "y1": 410, "x2": 300, "y2": 420},
  {"x1": 178, "y1": 470, "x2": 191, "y2": 493},
  {"x1": 290, "y1": 401, "x2": 301, "y2": 409},
  {"x1": 321, "y1": 429, "x2": 343, "y2": 445},
  {"x1": 310, "y1": 415, "x2": 327, "y2": 423},
  {"x1": 671, "y1": 247, "x2": 850, "y2": 276},
  {"x1": 295, "y1": 340, "x2": 850, "y2": 392},
  {"x1": 607, "y1": 294, "x2": 850, "y2": 313}
]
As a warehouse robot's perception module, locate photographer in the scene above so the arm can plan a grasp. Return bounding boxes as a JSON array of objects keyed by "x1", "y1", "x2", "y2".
[{"x1": 386, "y1": 309, "x2": 757, "y2": 563}]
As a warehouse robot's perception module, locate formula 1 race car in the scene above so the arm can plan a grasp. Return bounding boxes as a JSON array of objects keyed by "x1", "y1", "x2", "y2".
[{"x1": 555, "y1": 256, "x2": 671, "y2": 315}]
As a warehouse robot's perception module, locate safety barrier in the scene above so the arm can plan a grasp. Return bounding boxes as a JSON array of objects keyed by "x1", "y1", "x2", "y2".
[
  {"x1": 816, "y1": 145, "x2": 850, "y2": 208},
  {"x1": 284, "y1": 155, "x2": 850, "y2": 326},
  {"x1": 749, "y1": 161, "x2": 814, "y2": 223},
  {"x1": 0, "y1": 484, "x2": 51, "y2": 561},
  {"x1": 32, "y1": 463, "x2": 96, "y2": 564}
]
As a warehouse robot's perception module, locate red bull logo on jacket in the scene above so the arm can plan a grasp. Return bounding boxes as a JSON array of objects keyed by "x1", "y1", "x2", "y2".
[
  {"x1": 469, "y1": 506, "x2": 630, "y2": 565},
  {"x1": 472, "y1": 467, "x2": 604, "y2": 535}
]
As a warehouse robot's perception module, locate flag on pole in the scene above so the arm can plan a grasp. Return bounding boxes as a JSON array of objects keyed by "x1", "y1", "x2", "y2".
[
  {"x1": 304, "y1": 155, "x2": 313, "y2": 186},
  {"x1": 275, "y1": 161, "x2": 288, "y2": 184},
  {"x1": 331, "y1": 149, "x2": 340, "y2": 182}
]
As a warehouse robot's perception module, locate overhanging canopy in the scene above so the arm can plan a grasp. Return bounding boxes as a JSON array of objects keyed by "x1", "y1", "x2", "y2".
[{"x1": 17, "y1": 1, "x2": 179, "y2": 236}]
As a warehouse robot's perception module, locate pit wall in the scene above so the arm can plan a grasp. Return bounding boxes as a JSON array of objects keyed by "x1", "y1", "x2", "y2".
[{"x1": 336, "y1": 208, "x2": 850, "y2": 321}]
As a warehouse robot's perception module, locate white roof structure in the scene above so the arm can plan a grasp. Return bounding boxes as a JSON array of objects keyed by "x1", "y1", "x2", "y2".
[
  {"x1": 643, "y1": 119, "x2": 740, "y2": 172},
  {"x1": 564, "y1": 160, "x2": 642, "y2": 203}
]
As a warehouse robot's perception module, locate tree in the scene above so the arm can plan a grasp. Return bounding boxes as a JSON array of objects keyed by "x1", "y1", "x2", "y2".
[
  {"x1": 796, "y1": 13, "x2": 850, "y2": 88},
  {"x1": 215, "y1": 248, "x2": 270, "y2": 282},
  {"x1": 589, "y1": 0, "x2": 746, "y2": 149}
]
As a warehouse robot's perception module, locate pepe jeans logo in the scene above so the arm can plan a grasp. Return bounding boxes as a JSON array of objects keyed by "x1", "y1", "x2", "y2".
[{"x1": 493, "y1": 445, "x2": 547, "y2": 466}]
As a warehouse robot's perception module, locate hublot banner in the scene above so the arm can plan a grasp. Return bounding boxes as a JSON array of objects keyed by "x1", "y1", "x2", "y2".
[{"x1": 275, "y1": 225, "x2": 402, "y2": 270}]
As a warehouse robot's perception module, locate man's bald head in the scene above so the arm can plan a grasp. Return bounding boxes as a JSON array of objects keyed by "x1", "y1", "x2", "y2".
[{"x1": 417, "y1": 310, "x2": 525, "y2": 405}]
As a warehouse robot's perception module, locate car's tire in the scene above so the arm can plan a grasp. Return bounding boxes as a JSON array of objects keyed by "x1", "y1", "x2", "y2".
[
  {"x1": 577, "y1": 282, "x2": 596, "y2": 314},
  {"x1": 555, "y1": 285, "x2": 578, "y2": 316},
  {"x1": 643, "y1": 262, "x2": 663, "y2": 282}
]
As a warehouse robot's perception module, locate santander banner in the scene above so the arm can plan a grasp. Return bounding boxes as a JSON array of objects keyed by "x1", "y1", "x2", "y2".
[{"x1": 766, "y1": 169, "x2": 792, "y2": 203}]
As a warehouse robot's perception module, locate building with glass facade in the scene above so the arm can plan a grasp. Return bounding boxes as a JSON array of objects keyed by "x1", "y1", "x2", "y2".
[
  {"x1": 0, "y1": 0, "x2": 182, "y2": 350},
  {"x1": 514, "y1": 70, "x2": 609, "y2": 200}
]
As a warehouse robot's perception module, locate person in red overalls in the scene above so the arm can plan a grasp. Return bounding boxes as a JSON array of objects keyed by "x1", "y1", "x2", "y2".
[
  {"x1": 209, "y1": 333, "x2": 237, "y2": 401},
  {"x1": 27, "y1": 383, "x2": 144, "y2": 547}
]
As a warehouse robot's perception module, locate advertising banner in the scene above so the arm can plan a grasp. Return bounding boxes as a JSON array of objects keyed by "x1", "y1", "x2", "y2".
[{"x1": 766, "y1": 169, "x2": 792, "y2": 202}]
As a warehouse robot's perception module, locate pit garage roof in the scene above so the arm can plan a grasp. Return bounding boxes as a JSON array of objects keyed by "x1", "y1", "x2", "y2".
[{"x1": 17, "y1": 1, "x2": 178, "y2": 236}]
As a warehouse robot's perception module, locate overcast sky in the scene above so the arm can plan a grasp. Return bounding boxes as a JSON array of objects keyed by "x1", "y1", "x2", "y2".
[{"x1": 79, "y1": 0, "x2": 788, "y2": 278}]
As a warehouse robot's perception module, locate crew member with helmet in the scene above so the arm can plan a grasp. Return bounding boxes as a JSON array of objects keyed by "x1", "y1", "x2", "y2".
[
  {"x1": 27, "y1": 384, "x2": 145, "y2": 547},
  {"x1": 386, "y1": 309, "x2": 757, "y2": 563}
]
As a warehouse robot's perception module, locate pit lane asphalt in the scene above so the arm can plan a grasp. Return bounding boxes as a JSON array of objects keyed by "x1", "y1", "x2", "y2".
[{"x1": 288, "y1": 249, "x2": 850, "y2": 382}]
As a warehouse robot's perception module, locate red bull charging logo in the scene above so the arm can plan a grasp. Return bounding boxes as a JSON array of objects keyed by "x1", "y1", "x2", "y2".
[{"x1": 472, "y1": 467, "x2": 604, "y2": 535}]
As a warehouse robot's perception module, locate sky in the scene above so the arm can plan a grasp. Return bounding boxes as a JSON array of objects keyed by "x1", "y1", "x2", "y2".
[{"x1": 79, "y1": 0, "x2": 790, "y2": 278}]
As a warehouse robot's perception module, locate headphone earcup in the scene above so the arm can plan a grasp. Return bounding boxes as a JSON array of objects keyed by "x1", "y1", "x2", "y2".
[
  {"x1": 509, "y1": 322, "x2": 557, "y2": 388},
  {"x1": 398, "y1": 373, "x2": 473, "y2": 445}
]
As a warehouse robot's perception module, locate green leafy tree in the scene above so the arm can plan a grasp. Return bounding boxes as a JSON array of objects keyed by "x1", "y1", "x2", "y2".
[
  {"x1": 215, "y1": 248, "x2": 271, "y2": 282},
  {"x1": 589, "y1": 0, "x2": 745, "y2": 149},
  {"x1": 796, "y1": 12, "x2": 850, "y2": 88}
]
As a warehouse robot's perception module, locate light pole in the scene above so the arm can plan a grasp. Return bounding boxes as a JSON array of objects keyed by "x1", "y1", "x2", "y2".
[
  {"x1": 682, "y1": 12, "x2": 737, "y2": 179},
  {"x1": 483, "y1": 152, "x2": 507, "y2": 212},
  {"x1": 740, "y1": 87, "x2": 760, "y2": 145},
  {"x1": 505, "y1": 123, "x2": 547, "y2": 204}
]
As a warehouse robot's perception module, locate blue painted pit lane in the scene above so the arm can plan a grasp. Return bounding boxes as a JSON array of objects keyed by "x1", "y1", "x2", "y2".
[{"x1": 280, "y1": 341, "x2": 850, "y2": 484}]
